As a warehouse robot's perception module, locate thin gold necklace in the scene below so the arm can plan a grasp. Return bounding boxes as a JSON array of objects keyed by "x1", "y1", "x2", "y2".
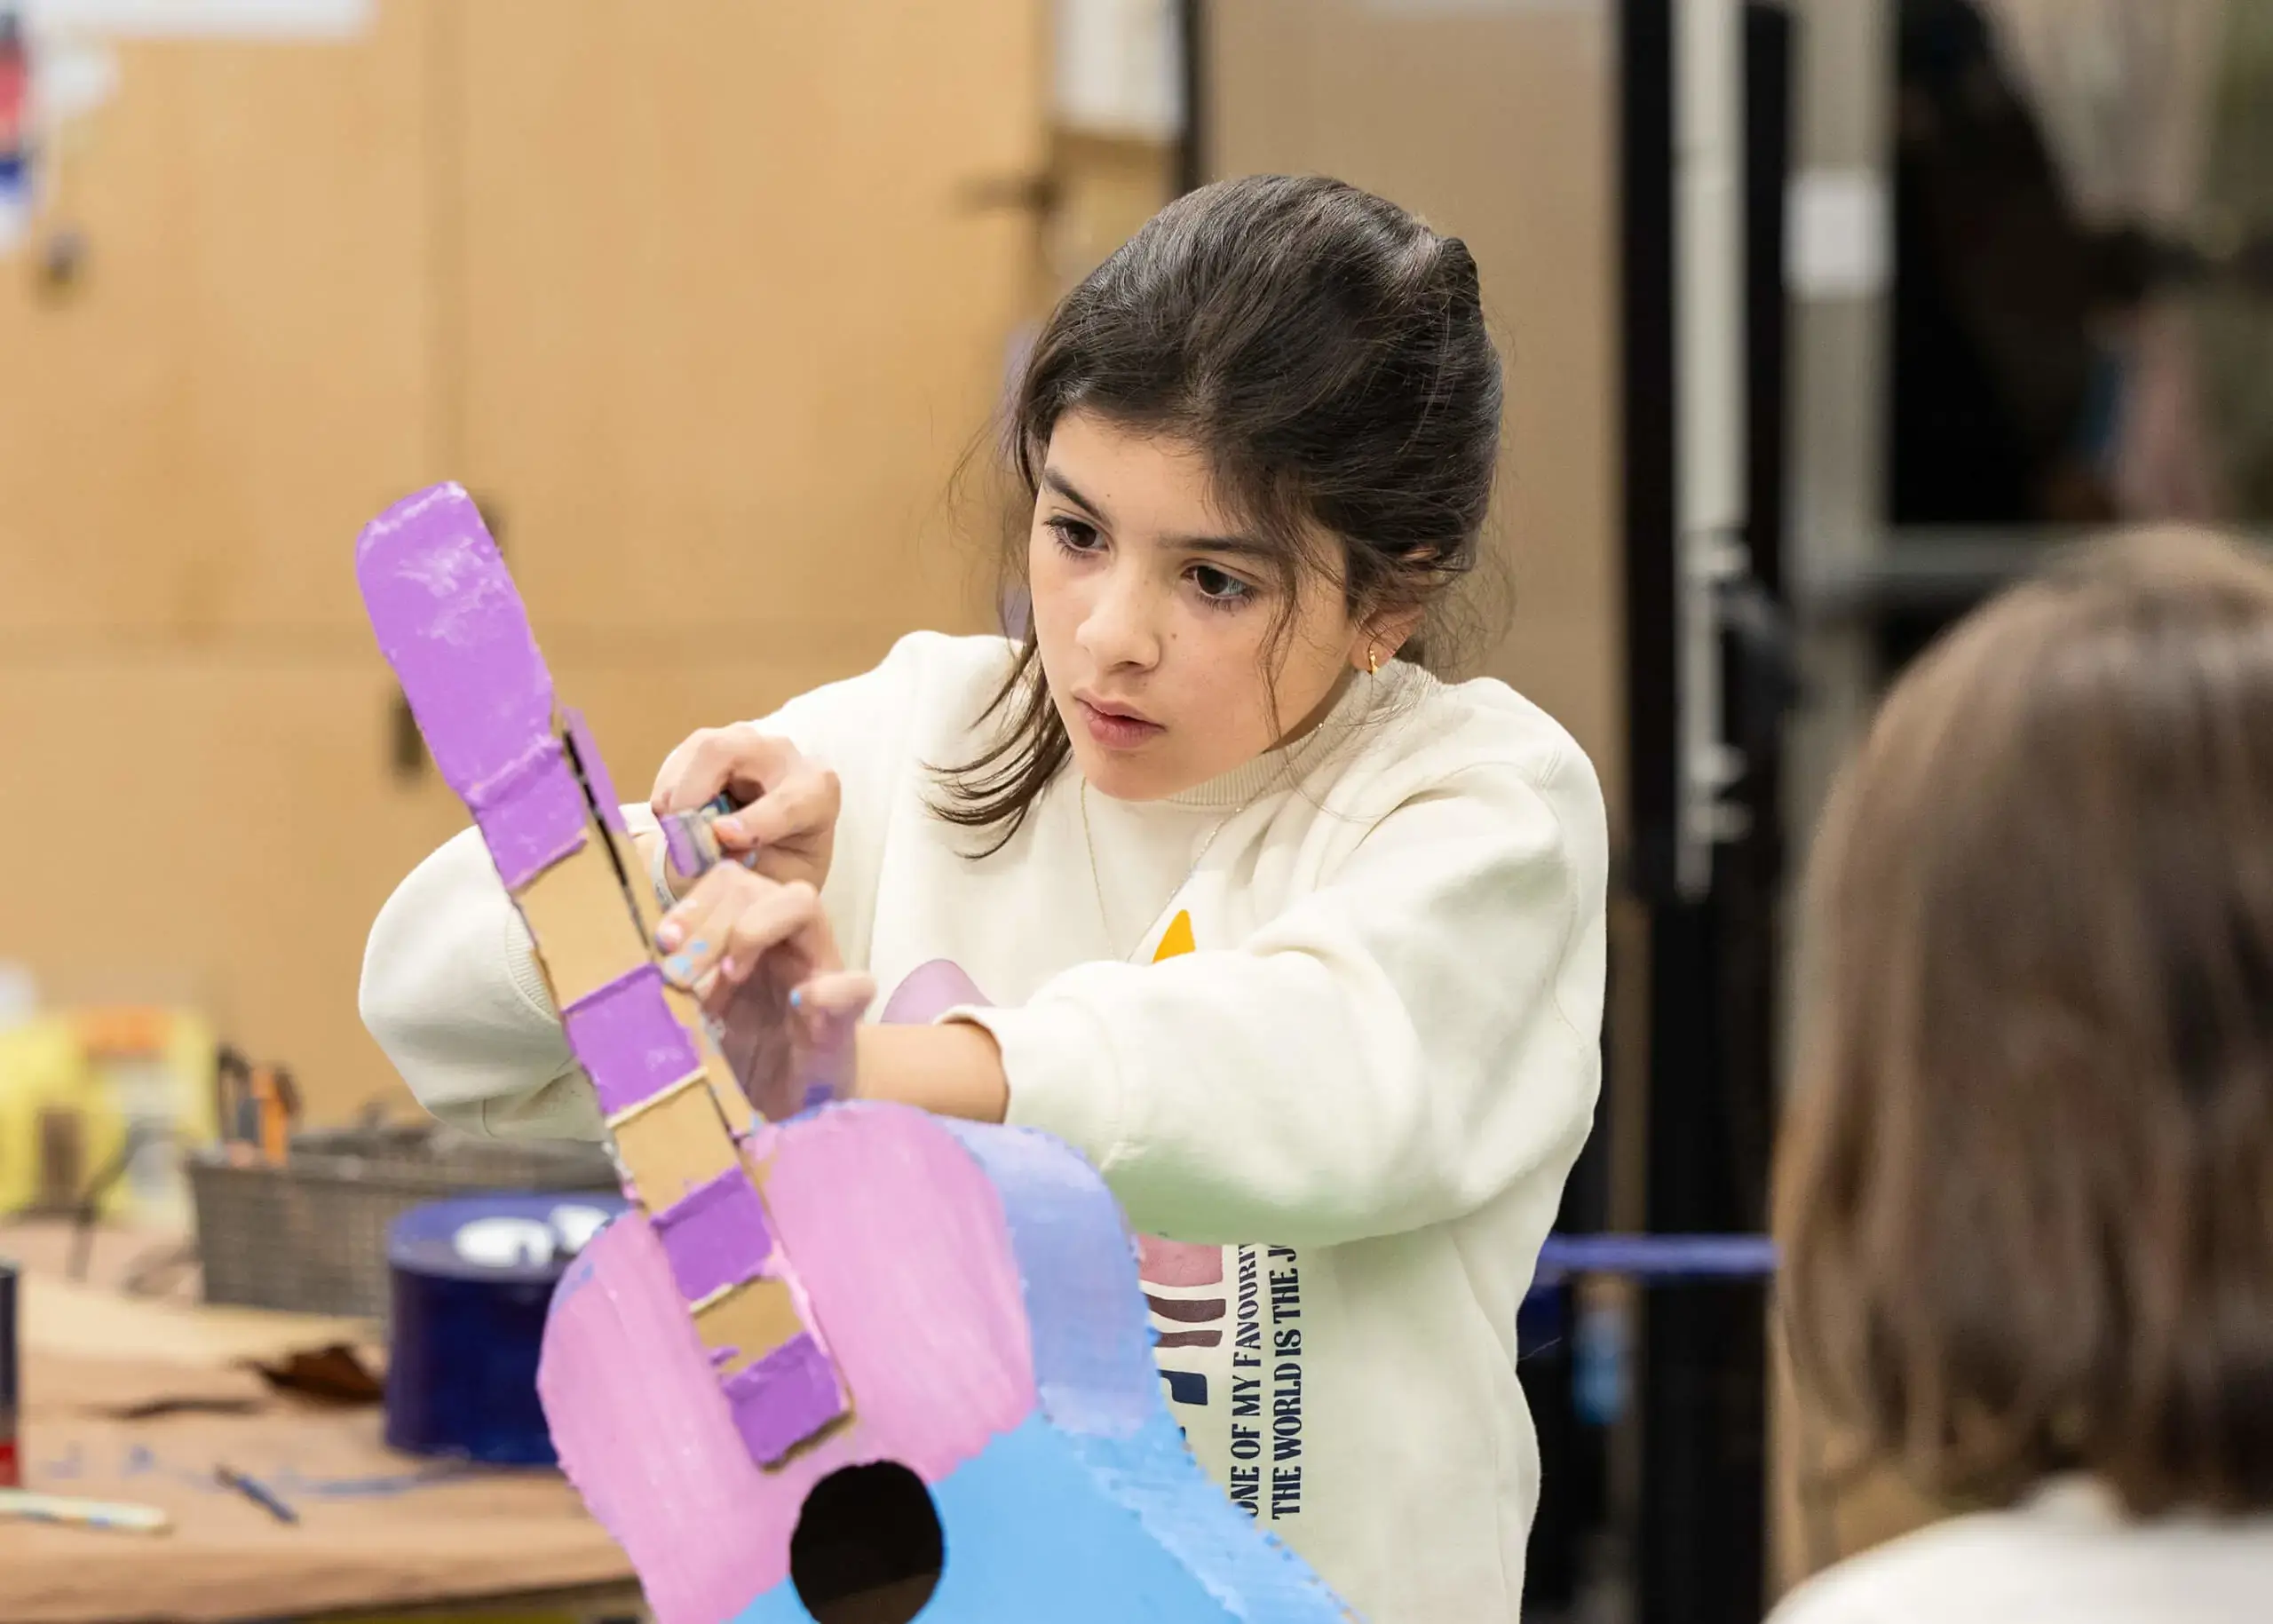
[
  {"x1": 1079, "y1": 780, "x2": 1247, "y2": 963},
  {"x1": 1075, "y1": 665, "x2": 1372, "y2": 961}
]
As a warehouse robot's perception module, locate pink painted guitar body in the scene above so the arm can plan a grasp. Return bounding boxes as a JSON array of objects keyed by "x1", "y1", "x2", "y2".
[{"x1": 358, "y1": 485, "x2": 1352, "y2": 1624}]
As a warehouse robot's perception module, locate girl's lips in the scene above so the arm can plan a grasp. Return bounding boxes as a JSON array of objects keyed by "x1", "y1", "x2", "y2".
[{"x1": 1076, "y1": 698, "x2": 1165, "y2": 749}]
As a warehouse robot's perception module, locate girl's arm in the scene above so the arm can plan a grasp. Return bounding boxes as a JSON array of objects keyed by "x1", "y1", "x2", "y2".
[
  {"x1": 361, "y1": 632, "x2": 972, "y2": 1137},
  {"x1": 851, "y1": 1023, "x2": 1010, "y2": 1123},
  {"x1": 360, "y1": 821, "x2": 1017, "y2": 1139},
  {"x1": 952, "y1": 749, "x2": 1609, "y2": 1250},
  {"x1": 360, "y1": 819, "x2": 609, "y2": 1139}
]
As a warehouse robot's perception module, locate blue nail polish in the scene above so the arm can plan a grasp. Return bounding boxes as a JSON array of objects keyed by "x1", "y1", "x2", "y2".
[
  {"x1": 688, "y1": 940, "x2": 709, "y2": 955},
  {"x1": 665, "y1": 954, "x2": 691, "y2": 978},
  {"x1": 788, "y1": 987, "x2": 804, "y2": 1010}
]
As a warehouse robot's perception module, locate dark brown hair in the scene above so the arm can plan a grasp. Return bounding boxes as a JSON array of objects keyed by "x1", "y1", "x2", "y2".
[
  {"x1": 934, "y1": 174, "x2": 1503, "y2": 852},
  {"x1": 1778, "y1": 527, "x2": 2273, "y2": 1516}
]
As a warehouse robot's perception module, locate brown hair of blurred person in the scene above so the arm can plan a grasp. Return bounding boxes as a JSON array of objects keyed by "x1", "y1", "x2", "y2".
[{"x1": 1778, "y1": 526, "x2": 2273, "y2": 1517}]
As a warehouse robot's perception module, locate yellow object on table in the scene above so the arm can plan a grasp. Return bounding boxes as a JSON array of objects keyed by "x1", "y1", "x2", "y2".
[
  {"x1": 0, "y1": 1008, "x2": 219, "y2": 1227},
  {"x1": 0, "y1": 1018, "x2": 127, "y2": 1220}
]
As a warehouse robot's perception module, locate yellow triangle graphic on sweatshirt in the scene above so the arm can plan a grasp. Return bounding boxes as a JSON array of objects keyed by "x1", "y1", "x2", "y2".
[{"x1": 1152, "y1": 909, "x2": 1196, "y2": 963}]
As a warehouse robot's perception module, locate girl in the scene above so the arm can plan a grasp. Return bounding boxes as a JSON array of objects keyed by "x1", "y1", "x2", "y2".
[
  {"x1": 1770, "y1": 530, "x2": 2273, "y2": 1623},
  {"x1": 362, "y1": 175, "x2": 1607, "y2": 1622}
]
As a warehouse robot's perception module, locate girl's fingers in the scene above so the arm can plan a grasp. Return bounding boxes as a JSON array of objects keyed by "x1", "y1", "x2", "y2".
[
  {"x1": 789, "y1": 971, "x2": 875, "y2": 1110},
  {"x1": 652, "y1": 726, "x2": 748, "y2": 815},
  {"x1": 791, "y1": 970, "x2": 875, "y2": 1021},
  {"x1": 648, "y1": 728, "x2": 726, "y2": 815},
  {"x1": 712, "y1": 763, "x2": 840, "y2": 852},
  {"x1": 717, "y1": 881, "x2": 830, "y2": 986},
  {"x1": 654, "y1": 867, "x2": 753, "y2": 985},
  {"x1": 652, "y1": 726, "x2": 803, "y2": 819}
]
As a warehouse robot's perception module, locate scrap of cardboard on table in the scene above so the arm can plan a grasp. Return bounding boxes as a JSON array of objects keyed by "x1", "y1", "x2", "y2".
[{"x1": 360, "y1": 482, "x2": 1355, "y2": 1623}]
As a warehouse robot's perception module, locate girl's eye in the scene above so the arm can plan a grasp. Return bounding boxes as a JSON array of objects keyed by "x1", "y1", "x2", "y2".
[
  {"x1": 1191, "y1": 565, "x2": 1255, "y2": 606},
  {"x1": 1047, "y1": 516, "x2": 1103, "y2": 553}
]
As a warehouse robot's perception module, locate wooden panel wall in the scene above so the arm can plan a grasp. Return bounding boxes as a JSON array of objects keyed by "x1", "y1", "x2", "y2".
[
  {"x1": 0, "y1": 661, "x2": 465, "y2": 1119},
  {"x1": 455, "y1": 0, "x2": 1047, "y2": 644},
  {"x1": 1205, "y1": 0, "x2": 1624, "y2": 829},
  {"x1": 0, "y1": 5, "x2": 438, "y2": 642},
  {"x1": 0, "y1": 0, "x2": 1047, "y2": 1121}
]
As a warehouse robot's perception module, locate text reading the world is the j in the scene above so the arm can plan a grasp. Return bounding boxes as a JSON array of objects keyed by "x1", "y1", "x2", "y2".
[{"x1": 1226, "y1": 1243, "x2": 1304, "y2": 1525}]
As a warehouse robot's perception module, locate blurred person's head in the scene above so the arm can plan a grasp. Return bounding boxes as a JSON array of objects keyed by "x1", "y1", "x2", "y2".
[
  {"x1": 1778, "y1": 526, "x2": 2273, "y2": 1516},
  {"x1": 936, "y1": 174, "x2": 1501, "y2": 839}
]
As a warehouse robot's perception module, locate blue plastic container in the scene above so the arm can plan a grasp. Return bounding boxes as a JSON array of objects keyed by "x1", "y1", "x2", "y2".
[{"x1": 383, "y1": 1192, "x2": 627, "y2": 1467}]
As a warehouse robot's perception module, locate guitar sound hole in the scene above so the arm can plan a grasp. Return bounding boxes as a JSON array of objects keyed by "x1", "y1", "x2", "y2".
[{"x1": 788, "y1": 1460, "x2": 944, "y2": 1624}]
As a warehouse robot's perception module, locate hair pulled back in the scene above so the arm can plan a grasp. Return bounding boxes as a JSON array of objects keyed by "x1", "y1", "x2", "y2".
[{"x1": 938, "y1": 174, "x2": 1504, "y2": 850}]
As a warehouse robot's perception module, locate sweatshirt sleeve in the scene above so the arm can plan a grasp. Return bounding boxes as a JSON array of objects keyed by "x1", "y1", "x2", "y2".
[
  {"x1": 964, "y1": 749, "x2": 1609, "y2": 1248},
  {"x1": 358, "y1": 818, "x2": 606, "y2": 1141},
  {"x1": 361, "y1": 632, "x2": 983, "y2": 1138}
]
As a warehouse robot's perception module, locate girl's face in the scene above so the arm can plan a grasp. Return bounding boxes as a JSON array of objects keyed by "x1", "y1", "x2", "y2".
[{"x1": 1028, "y1": 410, "x2": 1389, "y2": 802}]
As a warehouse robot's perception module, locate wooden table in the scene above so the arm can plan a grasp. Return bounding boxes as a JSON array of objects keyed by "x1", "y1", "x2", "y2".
[{"x1": 1, "y1": 1222, "x2": 644, "y2": 1624}]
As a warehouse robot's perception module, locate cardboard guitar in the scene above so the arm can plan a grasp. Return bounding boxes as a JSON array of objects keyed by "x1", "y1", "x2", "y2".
[{"x1": 358, "y1": 484, "x2": 1351, "y2": 1624}]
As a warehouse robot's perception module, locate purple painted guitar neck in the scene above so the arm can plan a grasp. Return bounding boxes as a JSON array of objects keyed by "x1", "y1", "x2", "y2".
[{"x1": 356, "y1": 482, "x2": 849, "y2": 1469}]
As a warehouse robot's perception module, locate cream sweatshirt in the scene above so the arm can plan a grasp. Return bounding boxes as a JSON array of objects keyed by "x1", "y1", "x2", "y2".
[{"x1": 360, "y1": 631, "x2": 1608, "y2": 1623}]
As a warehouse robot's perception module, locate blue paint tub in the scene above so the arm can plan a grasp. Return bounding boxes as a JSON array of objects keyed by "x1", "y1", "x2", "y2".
[{"x1": 383, "y1": 1193, "x2": 626, "y2": 1468}]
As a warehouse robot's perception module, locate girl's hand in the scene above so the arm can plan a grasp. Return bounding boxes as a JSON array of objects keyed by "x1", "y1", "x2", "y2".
[
  {"x1": 654, "y1": 864, "x2": 874, "y2": 1121},
  {"x1": 648, "y1": 726, "x2": 840, "y2": 897}
]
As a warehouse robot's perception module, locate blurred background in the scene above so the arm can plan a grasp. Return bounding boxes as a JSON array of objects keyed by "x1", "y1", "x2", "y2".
[{"x1": 0, "y1": 1, "x2": 2268, "y2": 1621}]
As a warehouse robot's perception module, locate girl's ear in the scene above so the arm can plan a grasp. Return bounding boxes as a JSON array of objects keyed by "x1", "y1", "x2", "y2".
[{"x1": 1352, "y1": 606, "x2": 1426, "y2": 671}]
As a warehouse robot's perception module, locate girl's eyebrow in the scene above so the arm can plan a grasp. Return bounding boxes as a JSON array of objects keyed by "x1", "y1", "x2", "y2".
[
  {"x1": 1041, "y1": 467, "x2": 1108, "y2": 522},
  {"x1": 1041, "y1": 465, "x2": 1270, "y2": 560},
  {"x1": 1171, "y1": 533, "x2": 1276, "y2": 563}
]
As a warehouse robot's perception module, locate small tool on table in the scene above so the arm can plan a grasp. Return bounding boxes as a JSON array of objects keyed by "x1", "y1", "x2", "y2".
[
  {"x1": 213, "y1": 1049, "x2": 301, "y2": 1168},
  {"x1": 213, "y1": 1464, "x2": 297, "y2": 1525},
  {"x1": 0, "y1": 1489, "x2": 172, "y2": 1535}
]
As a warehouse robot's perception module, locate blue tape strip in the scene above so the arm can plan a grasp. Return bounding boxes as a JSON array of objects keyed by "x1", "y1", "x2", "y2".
[{"x1": 1532, "y1": 1233, "x2": 1778, "y2": 1283}]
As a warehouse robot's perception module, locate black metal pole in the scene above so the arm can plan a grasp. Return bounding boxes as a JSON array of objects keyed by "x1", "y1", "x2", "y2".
[{"x1": 1621, "y1": 4, "x2": 1794, "y2": 1622}]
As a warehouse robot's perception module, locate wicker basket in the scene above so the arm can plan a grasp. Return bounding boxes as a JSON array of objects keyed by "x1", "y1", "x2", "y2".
[{"x1": 187, "y1": 1125, "x2": 618, "y2": 1321}]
